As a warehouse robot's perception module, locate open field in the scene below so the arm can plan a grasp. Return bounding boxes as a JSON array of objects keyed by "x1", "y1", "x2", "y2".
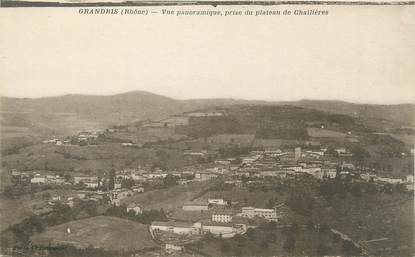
[
  {"x1": 193, "y1": 226, "x2": 345, "y2": 257},
  {"x1": 121, "y1": 180, "x2": 219, "y2": 211},
  {"x1": 0, "y1": 196, "x2": 33, "y2": 231},
  {"x1": 31, "y1": 216, "x2": 157, "y2": 251},
  {"x1": 311, "y1": 193, "x2": 414, "y2": 256},
  {"x1": 111, "y1": 127, "x2": 187, "y2": 144},
  {"x1": 389, "y1": 133, "x2": 415, "y2": 146},
  {"x1": 307, "y1": 128, "x2": 347, "y2": 138},
  {"x1": 1, "y1": 142, "x2": 187, "y2": 172}
]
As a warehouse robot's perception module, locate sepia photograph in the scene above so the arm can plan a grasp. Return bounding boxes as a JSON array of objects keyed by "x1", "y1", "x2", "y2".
[{"x1": 0, "y1": 5, "x2": 414, "y2": 257}]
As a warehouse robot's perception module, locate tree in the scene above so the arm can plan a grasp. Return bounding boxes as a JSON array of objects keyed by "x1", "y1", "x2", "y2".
[
  {"x1": 163, "y1": 174, "x2": 178, "y2": 188},
  {"x1": 351, "y1": 183, "x2": 362, "y2": 197},
  {"x1": 121, "y1": 178, "x2": 135, "y2": 189},
  {"x1": 326, "y1": 147, "x2": 338, "y2": 157},
  {"x1": 286, "y1": 190, "x2": 315, "y2": 216},
  {"x1": 108, "y1": 169, "x2": 115, "y2": 190},
  {"x1": 233, "y1": 247, "x2": 243, "y2": 256},
  {"x1": 341, "y1": 240, "x2": 361, "y2": 256},
  {"x1": 316, "y1": 243, "x2": 329, "y2": 256},
  {"x1": 332, "y1": 233, "x2": 341, "y2": 243},
  {"x1": 351, "y1": 146, "x2": 370, "y2": 165},
  {"x1": 246, "y1": 228, "x2": 256, "y2": 240},
  {"x1": 77, "y1": 200, "x2": 98, "y2": 216},
  {"x1": 318, "y1": 223, "x2": 330, "y2": 234},
  {"x1": 220, "y1": 241, "x2": 230, "y2": 252},
  {"x1": 291, "y1": 223, "x2": 299, "y2": 233},
  {"x1": 307, "y1": 219, "x2": 315, "y2": 231},
  {"x1": 234, "y1": 234, "x2": 247, "y2": 247},
  {"x1": 204, "y1": 231, "x2": 214, "y2": 241},
  {"x1": 26, "y1": 215, "x2": 46, "y2": 233},
  {"x1": 283, "y1": 234, "x2": 296, "y2": 253},
  {"x1": 260, "y1": 239, "x2": 269, "y2": 249}
]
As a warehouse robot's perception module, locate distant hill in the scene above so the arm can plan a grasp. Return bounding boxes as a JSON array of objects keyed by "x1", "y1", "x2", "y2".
[
  {"x1": 1, "y1": 91, "x2": 182, "y2": 130},
  {"x1": 1, "y1": 91, "x2": 413, "y2": 136},
  {"x1": 290, "y1": 99, "x2": 415, "y2": 127},
  {"x1": 177, "y1": 104, "x2": 361, "y2": 139}
]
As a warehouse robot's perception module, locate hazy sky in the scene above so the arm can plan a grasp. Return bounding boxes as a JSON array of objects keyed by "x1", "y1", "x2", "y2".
[{"x1": 1, "y1": 6, "x2": 414, "y2": 104}]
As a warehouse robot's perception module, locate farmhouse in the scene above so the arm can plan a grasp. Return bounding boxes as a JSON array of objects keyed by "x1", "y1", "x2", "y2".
[
  {"x1": 208, "y1": 198, "x2": 228, "y2": 206},
  {"x1": 150, "y1": 221, "x2": 200, "y2": 235},
  {"x1": 74, "y1": 176, "x2": 99, "y2": 185},
  {"x1": 282, "y1": 165, "x2": 303, "y2": 172},
  {"x1": 341, "y1": 163, "x2": 355, "y2": 170},
  {"x1": 241, "y1": 207, "x2": 279, "y2": 221},
  {"x1": 131, "y1": 186, "x2": 145, "y2": 193},
  {"x1": 335, "y1": 148, "x2": 350, "y2": 156},
  {"x1": 195, "y1": 172, "x2": 218, "y2": 181},
  {"x1": 114, "y1": 182, "x2": 122, "y2": 189},
  {"x1": 215, "y1": 159, "x2": 232, "y2": 166},
  {"x1": 212, "y1": 211, "x2": 233, "y2": 223},
  {"x1": 131, "y1": 173, "x2": 147, "y2": 181},
  {"x1": 45, "y1": 175, "x2": 66, "y2": 185},
  {"x1": 31, "y1": 174, "x2": 46, "y2": 184},
  {"x1": 110, "y1": 189, "x2": 133, "y2": 206},
  {"x1": 224, "y1": 180, "x2": 243, "y2": 186},
  {"x1": 147, "y1": 173, "x2": 168, "y2": 179},
  {"x1": 126, "y1": 203, "x2": 142, "y2": 215},
  {"x1": 360, "y1": 173, "x2": 376, "y2": 182},
  {"x1": 315, "y1": 168, "x2": 337, "y2": 179},
  {"x1": 241, "y1": 156, "x2": 259, "y2": 165},
  {"x1": 183, "y1": 150, "x2": 206, "y2": 157},
  {"x1": 375, "y1": 177, "x2": 403, "y2": 184},
  {"x1": 165, "y1": 243, "x2": 184, "y2": 252},
  {"x1": 302, "y1": 167, "x2": 321, "y2": 176}
]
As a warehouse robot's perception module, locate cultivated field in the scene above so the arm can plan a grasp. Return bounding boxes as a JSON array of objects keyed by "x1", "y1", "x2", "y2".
[{"x1": 31, "y1": 216, "x2": 157, "y2": 251}]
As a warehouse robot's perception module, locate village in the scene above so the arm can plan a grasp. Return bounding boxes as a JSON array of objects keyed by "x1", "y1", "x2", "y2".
[
  {"x1": 5, "y1": 135, "x2": 414, "y2": 255},
  {"x1": 1, "y1": 104, "x2": 414, "y2": 257}
]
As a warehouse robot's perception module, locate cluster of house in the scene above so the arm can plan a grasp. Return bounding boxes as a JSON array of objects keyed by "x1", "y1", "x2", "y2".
[
  {"x1": 42, "y1": 138, "x2": 71, "y2": 146},
  {"x1": 73, "y1": 176, "x2": 101, "y2": 188},
  {"x1": 360, "y1": 173, "x2": 414, "y2": 190},
  {"x1": 114, "y1": 167, "x2": 222, "y2": 184},
  {"x1": 10, "y1": 169, "x2": 149, "y2": 203},
  {"x1": 150, "y1": 218, "x2": 246, "y2": 239},
  {"x1": 121, "y1": 142, "x2": 143, "y2": 148},
  {"x1": 209, "y1": 148, "x2": 342, "y2": 182},
  {"x1": 151, "y1": 197, "x2": 281, "y2": 240},
  {"x1": 42, "y1": 131, "x2": 101, "y2": 146},
  {"x1": 10, "y1": 170, "x2": 69, "y2": 185},
  {"x1": 31, "y1": 174, "x2": 67, "y2": 185},
  {"x1": 206, "y1": 147, "x2": 414, "y2": 190},
  {"x1": 184, "y1": 198, "x2": 280, "y2": 221},
  {"x1": 109, "y1": 188, "x2": 139, "y2": 206},
  {"x1": 74, "y1": 131, "x2": 100, "y2": 145}
]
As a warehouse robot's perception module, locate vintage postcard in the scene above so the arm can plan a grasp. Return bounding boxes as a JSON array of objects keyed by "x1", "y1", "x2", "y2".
[{"x1": 0, "y1": 2, "x2": 414, "y2": 257}]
